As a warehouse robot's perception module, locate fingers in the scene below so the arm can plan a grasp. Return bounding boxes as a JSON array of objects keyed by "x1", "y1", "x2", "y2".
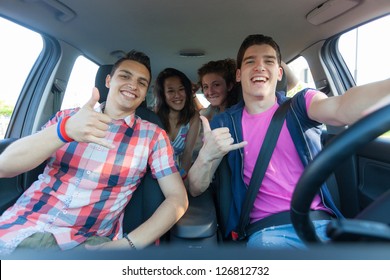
[
  {"x1": 200, "y1": 123, "x2": 247, "y2": 162},
  {"x1": 65, "y1": 88, "x2": 114, "y2": 148},
  {"x1": 94, "y1": 118, "x2": 111, "y2": 131},
  {"x1": 200, "y1": 116, "x2": 248, "y2": 154},
  {"x1": 212, "y1": 130, "x2": 247, "y2": 153},
  {"x1": 200, "y1": 115, "x2": 211, "y2": 132},
  {"x1": 209, "y1": 128, "x2": 233, "y2": 147},
  {"x1": 90, "y1": 136, "x2": 115, "y2": 150},
  {"x1": 95, "y1": 111, "x2": 112, "y2": 126},
  {"x1": 229, "y1": 140, "x2": 248, "y2": 151},
  {"x1": 76, "y1": 115, "x2": 114, "y2": 149}
]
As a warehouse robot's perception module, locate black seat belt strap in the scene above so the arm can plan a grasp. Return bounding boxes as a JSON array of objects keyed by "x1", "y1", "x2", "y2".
[{"x1": 237, "y1": 98, "x2": 292, "y2": 240}]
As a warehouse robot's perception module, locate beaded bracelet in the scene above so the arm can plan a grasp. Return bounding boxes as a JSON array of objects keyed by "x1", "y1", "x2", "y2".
[
  {"x1": 123, "y1": 233, "x2": 137, "y2": 250},
  {"x1": 57, "y1": 116, "x2": 74, "y2": 143}
]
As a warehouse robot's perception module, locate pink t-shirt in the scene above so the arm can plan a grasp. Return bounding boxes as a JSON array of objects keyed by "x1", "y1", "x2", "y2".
[{"x1": 242, "y1": 90, "x2": 328, "y2": 223}]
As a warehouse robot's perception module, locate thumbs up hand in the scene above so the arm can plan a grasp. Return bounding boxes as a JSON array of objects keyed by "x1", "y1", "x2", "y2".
[
  {"x1": 199, "y1": 115, "x2": 247, "y2": 162},
  {"x1": 65, "y1": 87, "x2": 115, "y2": 149}
]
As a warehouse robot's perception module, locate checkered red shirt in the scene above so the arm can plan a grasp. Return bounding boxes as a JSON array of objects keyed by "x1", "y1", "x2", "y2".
[{"x1": 0, "y1": 105, "x2": 177, "y2": 254}]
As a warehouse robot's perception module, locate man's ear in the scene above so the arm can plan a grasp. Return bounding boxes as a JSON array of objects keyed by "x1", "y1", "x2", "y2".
[
  {"x1": 236, "y1": 69, "x2": 241, "y2": 82},
  {"x1": 277, "y1": 66, "x2": 283, "y2": 81},
  {"x1": 105, "y1": 74, "x2": 111, "y2": 88}
]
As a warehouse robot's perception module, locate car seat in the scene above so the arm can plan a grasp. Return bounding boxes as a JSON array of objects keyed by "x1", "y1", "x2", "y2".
[{"x1": 211, "y1": 155, "x2": 233, "y2": 242}]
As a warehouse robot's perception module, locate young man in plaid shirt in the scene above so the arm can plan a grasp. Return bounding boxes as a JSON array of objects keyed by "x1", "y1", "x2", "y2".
[{"x1": 0, "y1": 50, "x2": 188, "y2": 254}]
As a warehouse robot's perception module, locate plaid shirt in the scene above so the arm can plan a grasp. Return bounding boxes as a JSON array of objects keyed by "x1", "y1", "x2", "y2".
[{"x1": 0, "y1": 105, "x2": 177, "y2": 254}]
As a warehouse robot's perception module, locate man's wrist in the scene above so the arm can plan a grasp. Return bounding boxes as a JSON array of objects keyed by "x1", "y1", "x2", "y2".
[{"x1": 123, "y1": 233, "x2": 137, "y2": 250}]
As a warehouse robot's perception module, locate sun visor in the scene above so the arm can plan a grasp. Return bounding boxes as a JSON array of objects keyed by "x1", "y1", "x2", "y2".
[{"x1": 306, "y1": 0, "x2": 361, "y2": 25}]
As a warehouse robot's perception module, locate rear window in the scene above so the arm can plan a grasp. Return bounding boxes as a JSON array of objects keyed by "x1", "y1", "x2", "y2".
[{"x1": 61, "y1": 56, "x2": 98, "y2": 110}]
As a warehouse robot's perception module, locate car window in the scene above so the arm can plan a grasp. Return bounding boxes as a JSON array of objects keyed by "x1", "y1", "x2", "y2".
[
  {"x1": 338, "y1": 15, "x2": 390, "y2": 86},
  {"x1": 0, "y1": 17, "x2": 43, "y2": 139},
  {"x1": 287, "y1": 56, "x2": 315, "y2": 96},
  {"x1": 339, "y1": 15, "x2": 390, "y2": 138},
  {"x1": 61, "y1": 56, "x2": 98, "y2": 110}
]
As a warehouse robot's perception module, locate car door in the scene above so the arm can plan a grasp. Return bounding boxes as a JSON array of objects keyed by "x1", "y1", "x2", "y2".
[{"x1": 321, "y1": 15, "x2": 390, "y2": 219}]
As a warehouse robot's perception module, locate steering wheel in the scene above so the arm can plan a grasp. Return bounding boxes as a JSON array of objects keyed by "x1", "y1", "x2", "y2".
[{"x1": 291, "y1": 104, "x2": 390, "y2": 243}]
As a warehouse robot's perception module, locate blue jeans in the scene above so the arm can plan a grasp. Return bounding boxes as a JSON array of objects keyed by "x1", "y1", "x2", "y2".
[{"x1": 247, "y1": 220, "x2": 330, "y2": 249}]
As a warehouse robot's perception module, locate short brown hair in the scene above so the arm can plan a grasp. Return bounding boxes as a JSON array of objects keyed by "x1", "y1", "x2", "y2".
[{"x1": 236, "y1": 34, "x2": 281, "y2": 69}]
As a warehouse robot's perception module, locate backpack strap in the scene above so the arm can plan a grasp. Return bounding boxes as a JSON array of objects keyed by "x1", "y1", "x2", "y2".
[{"x1": 237, "y1": 98, "x2": 292, "y2": 240}]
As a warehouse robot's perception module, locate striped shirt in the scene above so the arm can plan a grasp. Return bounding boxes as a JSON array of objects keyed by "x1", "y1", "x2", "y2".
[
  {"x1": 171, "y1": 122, "x2": 190, "y2": 168},
  {"x1": 0, "y1": 105, "x2": 177, "y2": 254}
]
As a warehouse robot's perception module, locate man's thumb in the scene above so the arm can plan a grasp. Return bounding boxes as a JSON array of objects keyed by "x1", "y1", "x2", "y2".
[
  {"x1": 200, "y1": 115, "x2": 211, "y2": 132},
  {"x1": 84, "y1": 87, "x2": 100, "y2": 109}
]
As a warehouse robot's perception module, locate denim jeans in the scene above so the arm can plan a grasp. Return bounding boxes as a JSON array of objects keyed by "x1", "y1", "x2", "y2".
[{"x1": 247, "y1": 220, "x2": 330, "y2": 249}]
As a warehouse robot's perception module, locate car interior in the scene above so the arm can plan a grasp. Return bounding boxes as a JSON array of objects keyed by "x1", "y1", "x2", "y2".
[{"x1": 1, "y1": 0, "x2": 390, "y2": 259}]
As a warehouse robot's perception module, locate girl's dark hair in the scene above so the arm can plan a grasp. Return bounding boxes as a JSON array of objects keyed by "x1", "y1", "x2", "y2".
[
  {"x1": 154, "y1": 68, "x2": 195, "y2": 133},
  {"x1": 236, "y1": 34, "x2": 282, "y2": 69},
  {"x1": 111, "y1": 50, "x2": 152, "y2": 84},
  {"x1": 197, "y1": 58, "x2": 239, "y2": 108}
]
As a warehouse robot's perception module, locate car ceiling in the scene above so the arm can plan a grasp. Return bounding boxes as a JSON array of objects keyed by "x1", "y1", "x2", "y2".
[{"x1": 1, "y1": 0, "x2": 389, "y2": 82}]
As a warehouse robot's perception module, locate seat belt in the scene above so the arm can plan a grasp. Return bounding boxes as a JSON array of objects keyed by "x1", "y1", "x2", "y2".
[{"x1": 237, "y1": 98, "x2": 292, "y2": 240}]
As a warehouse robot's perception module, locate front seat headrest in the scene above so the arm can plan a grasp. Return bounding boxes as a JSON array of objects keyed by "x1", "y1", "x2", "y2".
[
  {"x1": 276, "y1": 67, "x2": 287, "y2": 95},
  {"x1": 94, "y1": 64, "x2": 162, "y2": 128},
  {"x1": 95, "y1": 64, "x2": 147, "y2": 107},
  {"x1": 94, "y1": 64, "x2": 113, "y2": 104}
]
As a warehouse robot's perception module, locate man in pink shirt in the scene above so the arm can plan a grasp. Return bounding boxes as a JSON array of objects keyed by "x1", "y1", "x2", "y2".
[{"x1": 188, "y1": 34, "x2": 390, "y2": 248}]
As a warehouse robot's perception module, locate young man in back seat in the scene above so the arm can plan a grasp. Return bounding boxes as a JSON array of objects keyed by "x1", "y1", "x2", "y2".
[
  {"x1": 188, "y1": 34, "x2": 390, "y2": 249},
  {"x1": 0, "y1": 50, "x2": 188, "y2": 255}
]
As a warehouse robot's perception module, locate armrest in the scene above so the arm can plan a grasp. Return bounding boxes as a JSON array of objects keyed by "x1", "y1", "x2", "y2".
[
  {"x1": 171, "y1": 189, "x2": 217, "y2": 239},
  {"x1": 0, "y1": 138, "x2": 46, "y2": 215}
]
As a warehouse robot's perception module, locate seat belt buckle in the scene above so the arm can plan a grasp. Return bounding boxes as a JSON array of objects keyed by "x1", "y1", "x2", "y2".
[{"x1": 231, "y1": 231, "x2": 239, "y2": 241}]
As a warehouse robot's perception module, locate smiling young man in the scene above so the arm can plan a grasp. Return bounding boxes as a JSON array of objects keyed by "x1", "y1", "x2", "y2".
[
  {"x1": 188, "y1": 34, "x2": 390, "y2": 249},
  {"x1": 0, "y1": 50, "x2": 188, "y2": 254}
]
